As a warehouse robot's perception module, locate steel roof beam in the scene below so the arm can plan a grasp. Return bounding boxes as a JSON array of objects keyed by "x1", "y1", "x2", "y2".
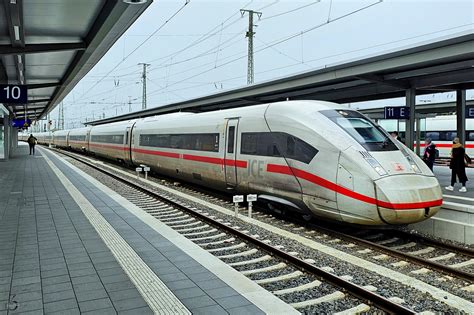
[
  {"x1": 27, "y1": 82, "x2": 62, "y2": 90},
  {"x1": 0, "y1": 43, "x2": 87, "y2": 55}
]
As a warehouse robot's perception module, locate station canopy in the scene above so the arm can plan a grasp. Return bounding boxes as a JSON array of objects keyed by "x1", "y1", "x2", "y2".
[
  {"x1": 88, "y1": 31, "x2": 474, "y2": 126},
  {"x1": 0, "y1": 0, "x2": 152, "y2": 121}
]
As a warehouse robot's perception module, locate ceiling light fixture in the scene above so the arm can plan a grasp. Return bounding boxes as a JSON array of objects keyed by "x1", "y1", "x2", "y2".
[
  {"x1": 13, "y1": 25, "x2": 20, "y2": 41},
  {"x1": 17, "y1": 55, "x2": 22, "y2": 64},
  {"x1": 10, "y1": 0, "x2": 17, "y2": 4}
]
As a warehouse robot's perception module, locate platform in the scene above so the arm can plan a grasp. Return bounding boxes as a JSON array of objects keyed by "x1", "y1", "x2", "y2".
[
  {"x1": 409, "y1": 166, "x2": 474, "y2": 244},
  {"x1": 0, "y1": 144, "x2": 297, "y2": 315}
]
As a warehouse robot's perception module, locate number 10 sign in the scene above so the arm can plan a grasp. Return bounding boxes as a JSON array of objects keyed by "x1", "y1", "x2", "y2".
[{"x1": 0, "y1": 84, "x2": 28, "y2": 104}]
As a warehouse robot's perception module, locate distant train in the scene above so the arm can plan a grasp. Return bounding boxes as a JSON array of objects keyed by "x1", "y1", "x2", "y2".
[
  {"x1": 21, "y1": 101, "x2": 443, "y2": 226},
  {"x1": 378, "y1": 115, "x2": 474, "y2": 157}
]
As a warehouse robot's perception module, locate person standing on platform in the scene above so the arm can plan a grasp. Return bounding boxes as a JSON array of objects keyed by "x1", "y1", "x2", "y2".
[
  {"x1": 390, "y1": 131, "x2": 401, "y2": 142},
  {"x1": 27, "y1": 134, "x2": 37, "y2": 155},
  {"x1": 445, "y1": 137, "x2": 468, "y2": 192},
  {"x1": 422, "y1": 138, "x2": 437, "y2": 171}
]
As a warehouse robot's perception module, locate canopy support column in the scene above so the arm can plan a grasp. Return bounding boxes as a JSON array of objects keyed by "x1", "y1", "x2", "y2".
[{"x1": 456, "y1": 89, "x2": 466, "y2": 145}]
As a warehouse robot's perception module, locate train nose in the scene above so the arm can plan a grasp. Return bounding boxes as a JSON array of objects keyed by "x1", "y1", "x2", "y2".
[{"x1": 375, "y1": 175, "x2": 442, "y2": 224}]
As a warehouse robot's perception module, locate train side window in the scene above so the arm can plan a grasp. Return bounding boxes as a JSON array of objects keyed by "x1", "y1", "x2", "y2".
[
  {"x1": 426, "y1": 132, "x2": 440, "y2": 141},
  {"x1": 467, "y1": 132, "x2": 474, "y2": 141},
  {"x1": 241, "y1": 133, "x2": 258, "y2": 155},
  {"x1": 227, "y1": 126, "x2": 235, "y2": 153},
  {"x1": 445, "y1": 131, "x2": 457, "y2": 141},
  {"x1": 125, "y1": 132, "x2": 128, "y2": 145}
]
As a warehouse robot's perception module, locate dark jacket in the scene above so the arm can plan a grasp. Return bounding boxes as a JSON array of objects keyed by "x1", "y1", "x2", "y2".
[
  {"x1": 450, "y1": 145, "x2": 466, "y2": 170},
  {"x1": 423, "y1": 143, "x2": 436, "y2": 163},
  {"x1": 27, "y1": 136, "x2": 37, "y2": 146}
]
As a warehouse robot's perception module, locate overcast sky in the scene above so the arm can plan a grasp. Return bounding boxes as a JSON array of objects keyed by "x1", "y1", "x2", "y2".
[{"x1": 46, "y1": 0, "x2": 473, "y2": 129}]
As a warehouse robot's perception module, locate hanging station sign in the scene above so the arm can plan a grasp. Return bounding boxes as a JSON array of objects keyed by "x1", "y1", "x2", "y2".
[{"x1": 0, "y1": 84, "x2": 28, "y2": 104}]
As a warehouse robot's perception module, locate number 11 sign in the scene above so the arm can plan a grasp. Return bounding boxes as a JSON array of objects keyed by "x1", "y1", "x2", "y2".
[{"x1": 0, "y1": 84, "x2": 28, "y2": 104}]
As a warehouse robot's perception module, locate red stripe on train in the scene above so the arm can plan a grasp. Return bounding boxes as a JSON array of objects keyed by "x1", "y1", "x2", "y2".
[
  {"x1": 89, "y1": 142, "x2": 127, "y2": 151},
  {"x1": 266, "y1": 164, "x2": 442, "y2": 211},
  {"x1": 417, "y1": 143, "x2": 474, "y2": 148}
]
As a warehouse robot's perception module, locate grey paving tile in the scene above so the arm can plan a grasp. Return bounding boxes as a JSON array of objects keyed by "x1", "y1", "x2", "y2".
[
  {"x1": 0, "y1": 277, "x2": 11, "y2": 285},
  {"x1": 72, "y1": 281, "x2": 105, "y2": 293},
  {"x1": 8, "y1": 299, "x2": 43, "y2": 313},
  {"x1": 12, "y1": 290, "x2": 42, "y2": 302},
  {"x1": 40, "y1": 263, "x2": 67, "y2": 272},
  {"x1": 187, "y1": 271, "x2": 217, "y2": 283},
  {"x1": 11, "y1": 309, "x2": 44, "y2": 315},
  {"x1": 71, "y1": 274, "x2": 100, "y2": 285},
  {"x1": 94, "y1": 261, "x2": 120, "y2": 270},
  {"x1": 69, "y1": 268, "x2": 96, "y2": 278},
  {"x1": 78, "y1": 298, "x2": 114, "y2": 313},
  {"x1": 173, "y1": 287, "x2": 207, "y2": 300},
  {"x1": 43, "y1": 289, "x2": 75, "y2": 303},
  {"x1": 40, "y1": 268, "x2": 68, "y2": 279},
  {"x1": 156, "y1": 272, "x2": 188, "y2": 283},
  {"x1": 228, "y1": 305, "x2": 264, "y2": 314},
  {"x1": 181, "y1": 295, "x2": 217, "y2": 310},
  {"x1": 100, "y1": 274, "x2": 129, "y2": 285},
  {"x1": 196, "y1": 279, "x2": 228, "y2": 291},
  {"x1": 103, "y1": 280, "x2": 135, "y2": 293},
  {"x1": 12, "y1": 269, "x2": 40, "y2": 279},
  {"x1": 206, "y1": 287, "x2": 240, "y2": 299},
  {"x1": 165, "y1": 279, "x2": 196, "y2": 291},
  {"x1": 41, "y1": 275, "x2": 70, "y2": 287},
  {"x1": 180, "y1": 266, "x2": 208, "y2": 275},
  {"x1": 108, "y1": 288, "x2": 141, "y2": 302},
  {"x1": 117, "y1": 306, "x2": 153, "y2": 315},
  {"x1": 42, "y1": 282, "x2": 73, "y2": 294},
  {"x1": 83, "y1": 308, "x2": 117, "y2": 315},
  {"x1": 43, "y1": 299, "x2": 78, "y2": 313},
  {"x1": 216, "y1": 295, "x2": 252, "y2": 310},
  {"x1": 10, "y1": 282, "x2": 42, "y2": 294},
  {"x1": 75, "y1": 288, "x2": 109, "y2": 303},
  {"x1": 96, "y1": 267, "x2": 124, "y2": 278},
  {"x1": 191, "y1": 305, "x2": 228, "y2": 315},
  {"x1": 67, "y1": 262, "x2": 94, "y2": 271},
  {"x1": 48, "y1": 308, "x2": 80, "y2": 315},
  {"x1": 112, "y1": 297, "x2": 148, "y2": 312}
]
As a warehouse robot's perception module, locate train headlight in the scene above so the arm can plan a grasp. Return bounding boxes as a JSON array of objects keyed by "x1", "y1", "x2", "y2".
[
  {"x1": 405, "y1": 155, "x2": 422, "y2": 173},
  {"x1": 362, "y1": 154, "x2": 387, "y2": 176},
  {"x1": 399, "y1": 147, "x2": 422, "y2": 174}
]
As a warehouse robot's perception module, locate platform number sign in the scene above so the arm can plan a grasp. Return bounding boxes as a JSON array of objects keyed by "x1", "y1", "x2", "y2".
[
  {"x1": 467, "y1": 105, "x2": 474, "y2": 119},
  {"x1": 0, "y1": 84, "x2": 27, "y2": 104},
  {"x1": 384, "y1": 106, "x2": 410, "y2": 119}
]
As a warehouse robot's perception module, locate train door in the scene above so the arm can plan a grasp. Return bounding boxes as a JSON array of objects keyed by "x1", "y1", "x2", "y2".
[
  {"x1": 85, "y1": 129, "x2": 91, "y2": 152},
  {"x1": 125, "y1": 123, "x2": 135, "y2": 164},
  {"x1": 224, "y1": 118, "x2": 239, "y2": 188}
]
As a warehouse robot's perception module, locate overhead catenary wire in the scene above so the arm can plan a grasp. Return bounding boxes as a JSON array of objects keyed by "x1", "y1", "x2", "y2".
[
  {"x1": 76, "y1": 0, "x2": 191, "y2": 100},
  {"x1": 142, "y1": 0, "x2": 383, "y2": 99}
]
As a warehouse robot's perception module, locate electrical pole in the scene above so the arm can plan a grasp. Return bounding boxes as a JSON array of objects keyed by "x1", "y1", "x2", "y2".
[
  {"x1": 240, "y1": 9, "x2": 262, "y2": 85},
  {"x1": 128, "y1": 96, "x2": 132, "y2": 112},
  {"x1": 139, "y1": 63, "x2": 150, "y2": 110}
]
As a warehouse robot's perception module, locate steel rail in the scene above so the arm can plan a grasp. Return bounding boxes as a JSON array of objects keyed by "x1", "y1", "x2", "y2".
[
  {"x1": 306, "y1": 223, "x2": 474, "y2": 283},
  {"x1": 52, "y1": 148, "x2": 415, "y2": 315},
  {"x1": 387, "y1": 229, "x2": 474, "y2": 258}
]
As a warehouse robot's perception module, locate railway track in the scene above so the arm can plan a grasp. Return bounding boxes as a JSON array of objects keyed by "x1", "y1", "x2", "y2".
[
  {"x1": 51, "y1": 148, "x2": 416, "y2": 314},
  {"x1": 48, "y1": 147, "x2": 474, "y2": 313}
]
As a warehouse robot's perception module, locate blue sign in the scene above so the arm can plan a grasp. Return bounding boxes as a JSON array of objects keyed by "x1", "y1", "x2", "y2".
[
  {"x1": 0, "y1": 84, "x2": 28, "y2": 104},
  {"x1": 467, "y1": 105, "x2": 474, "y2": 119},
  {"x1": 384, "y1": 106, "x2": 410, "y2": 119},
  {"x1": 12, "y1": 118, "x2": 31, "y2": 128}
]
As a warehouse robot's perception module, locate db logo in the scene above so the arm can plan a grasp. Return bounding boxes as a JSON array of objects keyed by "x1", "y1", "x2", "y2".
[{"x1": 393, "y1": 163, "x2": 404, "y2": 171}]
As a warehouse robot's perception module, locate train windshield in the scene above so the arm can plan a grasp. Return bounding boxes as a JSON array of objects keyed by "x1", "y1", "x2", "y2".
[{"x1": 321, "y1": 109, "x2": 398, "y2": 151}]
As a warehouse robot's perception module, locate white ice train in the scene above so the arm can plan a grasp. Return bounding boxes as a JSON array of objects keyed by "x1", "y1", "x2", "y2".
[
  {"x1": 23, "y1": 101, "x2": 443, "y2": 226},
  {"x1": 379, "y1": 115, "x2": 474, "y2": 157}
]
